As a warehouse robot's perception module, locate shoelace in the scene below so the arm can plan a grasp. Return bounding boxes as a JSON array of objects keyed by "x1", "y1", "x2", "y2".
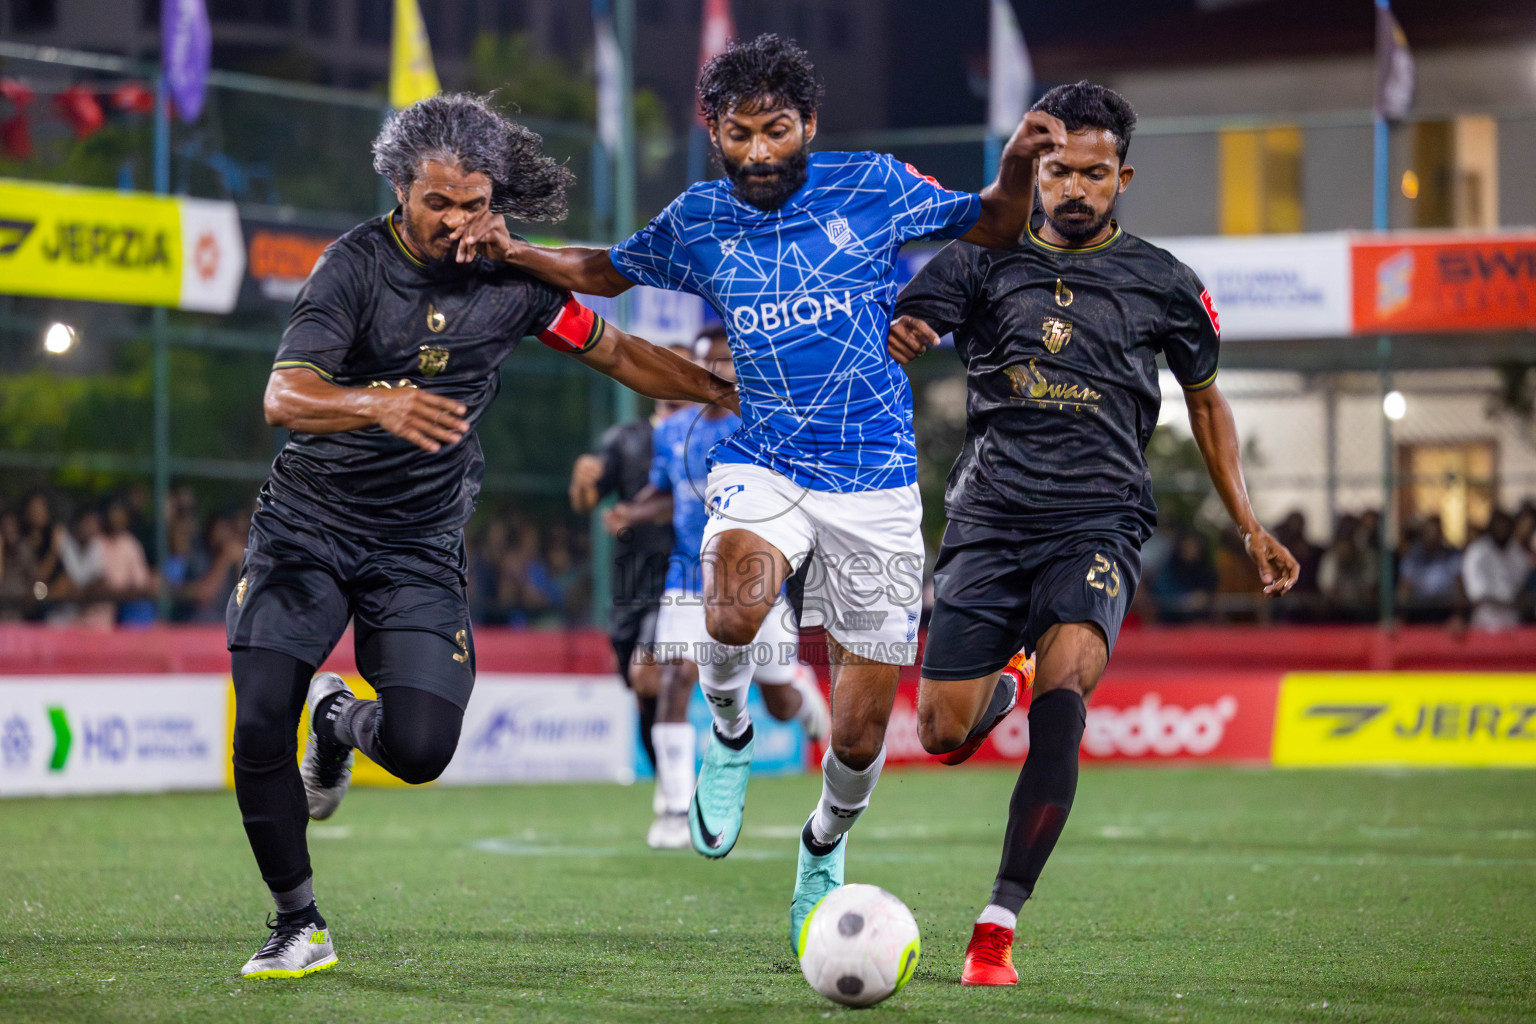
[
  {"x1": 254, "y1": 915, "x2": 310, "y2": 960},
  {"x1": 970, "y1": 928, "x2": 1013, "y2": 966}
]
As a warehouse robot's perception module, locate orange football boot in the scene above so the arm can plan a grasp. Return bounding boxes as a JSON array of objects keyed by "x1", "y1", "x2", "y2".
[{"x1": 960, "y1": 921, "x2": 1018, "y2": 986}]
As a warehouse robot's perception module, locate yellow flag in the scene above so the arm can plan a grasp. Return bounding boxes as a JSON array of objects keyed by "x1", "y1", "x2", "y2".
[{"x1": 390, "y1": 0, "x2": 440, "y2": 108}]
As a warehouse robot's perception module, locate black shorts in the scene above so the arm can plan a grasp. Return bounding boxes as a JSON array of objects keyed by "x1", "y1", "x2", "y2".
[
  {"x1": 609, "y1": 597, "x2": 660, "y2": 689},
  {"x1": 226, "y1": 500, "x2": 476, "y2": 709},
  {"x1": 921, "y1": 519, "x2": 1142, "y2": 681}
]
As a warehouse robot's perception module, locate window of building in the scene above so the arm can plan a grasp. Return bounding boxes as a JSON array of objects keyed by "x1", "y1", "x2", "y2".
[
  {"x1": 1398, "y1": 441, "x2": 1497, "y2": 547},
  {"x1": 1218, "y1": 125, "x2": 1304, "y2": 234}
]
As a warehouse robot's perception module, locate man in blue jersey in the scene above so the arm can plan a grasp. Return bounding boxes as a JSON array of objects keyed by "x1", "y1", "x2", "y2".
[
  {"x1": 455, "y1": 33, "x2": 1064, "y2": 948},
  {"x1": 605, "y1": 324, "x2": 830, "y2": 850}
]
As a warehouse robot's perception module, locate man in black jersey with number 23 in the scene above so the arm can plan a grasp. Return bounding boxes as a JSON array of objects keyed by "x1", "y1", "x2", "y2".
[
  {"x1": 890, "y1": 82, "x2": 1299, "y2": 986},
  {"x1": 226, "y1": 94, "x2": 736, "y2": 980}
]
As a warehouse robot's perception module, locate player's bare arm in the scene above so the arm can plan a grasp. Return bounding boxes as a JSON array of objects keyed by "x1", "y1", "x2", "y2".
[
  {"x1": 263, "y1": 368, "x2": 471, "y2": 454},
  {"x1": 960, "y1": 110, "x2": 1067, "y2": 250},
  {"x1": 605, "y1": 484, "x2": 673, "y2": 535},
  {"x1": 485, "y1": 228, "x2": 634, "y2": 298},
  {"x1": 568, "y1": 454, "x2": 607, "y2": 514},
  {"x1": 887, "y1": 314, "x2": 943, "y2": 364},
  {"x1": 572, "y1": 321, "x2": 740, "y2": 415},
  {"x1": 1184, "y1": 383, "x2": 1300, "y2": 595}
]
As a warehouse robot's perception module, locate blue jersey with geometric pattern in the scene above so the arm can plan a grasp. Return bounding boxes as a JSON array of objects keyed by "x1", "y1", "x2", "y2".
[
  {"x1": 611, "y1": 151, "x2": 981, "y2": 493},
  {"x1": 649, "y1": 406, "x2": 741, "y2": 593}
]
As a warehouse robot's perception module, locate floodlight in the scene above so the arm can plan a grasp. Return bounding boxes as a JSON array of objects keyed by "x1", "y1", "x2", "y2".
[
  {"x1": 1383, "y1": 390, "x2": 1407, "y2": 421},
  {"x1": 44, "y1": 322, "x2": 77, "y2": 355}
]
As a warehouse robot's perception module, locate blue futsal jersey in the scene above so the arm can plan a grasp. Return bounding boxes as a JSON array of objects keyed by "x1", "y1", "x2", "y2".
[
  {"x1": 650, "y1": 407, "x2": 741, "y2": 593},
  {"x1": 611, "y1": 152, "x2": 982, "y2": 493}
]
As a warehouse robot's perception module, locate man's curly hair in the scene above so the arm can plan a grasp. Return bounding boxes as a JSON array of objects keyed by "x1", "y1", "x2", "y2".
[
  {"x1": 371, "y1": 93, "x2": 574, "y2": 221},
  {"x1": 697, "y1": 33, "x2": 823, "y2": 124},
  {"x1": 1032, "y1": 81, "x2": 1138, "y2": 164}
]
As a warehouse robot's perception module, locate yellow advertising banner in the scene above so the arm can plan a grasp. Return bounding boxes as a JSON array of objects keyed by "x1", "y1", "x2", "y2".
[
  {"x1": 0, "y1": 179, "x2": 183, "y2": 307},
  {"x1": 0, "y1": 179, "x2": 244, "y2": 311},
  {"x1": 1274, "y1": 673, "x2": 1536, "y2": 767}
]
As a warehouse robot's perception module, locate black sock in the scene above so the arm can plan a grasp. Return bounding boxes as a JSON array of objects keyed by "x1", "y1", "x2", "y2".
[
  {"x1": 715, "y1": 720, "x2": 753, "y2": 751},
  {"x1": 636, "y1": 695, "x2": 659, "y2": 772},
  {"x1": 801, "y1": 817, "x2": 839, "y2": 857},
  {"x1": 231, "y1": 648, "x2": 317, "y2": 895},
  {"x1": 275, "y1": 902, "x2": 326, "y2": 928},
  {"x1": 989, "y1": 688, "x2": 1086, "y2": 914},
  {"x1": 313, "y1": 692, "x2": 347, "y2": 744}
]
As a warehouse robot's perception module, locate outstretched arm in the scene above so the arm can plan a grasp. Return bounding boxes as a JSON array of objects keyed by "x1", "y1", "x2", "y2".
[
  {"x1": 959, "y1": 110, "x2": 1067, "y2": 250},
  {"x1": 1185, "y1": 383, "x2": 1299, "y2": 595},
  {"x1": 571, "y1": 321, "x2": 738, "y2": 414},
  {"x1": 450, "y1": 210, "x2": 635, "y2": 297}
]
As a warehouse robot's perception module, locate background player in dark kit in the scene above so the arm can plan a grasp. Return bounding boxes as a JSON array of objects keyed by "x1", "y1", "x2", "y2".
[
  {"x1": 568, "y1": 364, "x2": 684, "y2": 775},
  {"x1": 890, "y1": 81, "x2": 1300, "y2": 986},
  {"x1": 227, "y1": 93, "x2": 737, "y2": 980}
]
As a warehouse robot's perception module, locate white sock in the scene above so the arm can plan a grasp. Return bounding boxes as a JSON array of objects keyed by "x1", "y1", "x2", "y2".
[
  {"x1": 810, "y1": 746, "x2": 887, "y2": 847},
  {"x1": 651, "y1": 722, "x2": 695, "y2": 815},
  {"x1": 977, "y1": 904, "x2": 1017, "y2": 930},
  {"x1": 697, "y1": 641, "x2": 755, "y2": 739}
]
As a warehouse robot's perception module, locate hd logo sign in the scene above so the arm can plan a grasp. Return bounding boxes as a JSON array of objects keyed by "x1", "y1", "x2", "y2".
[{"x1": 1273, "y1": 673, "x2": 1536, "y2": 767}]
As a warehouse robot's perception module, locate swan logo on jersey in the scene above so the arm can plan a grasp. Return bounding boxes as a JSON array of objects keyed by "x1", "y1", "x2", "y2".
[
  {"x1": 822, "y1": 215, "x2": 852, "y2": 249},
  {"x1": 731, "y1": 290, "x2": 858, "y2": 334}
]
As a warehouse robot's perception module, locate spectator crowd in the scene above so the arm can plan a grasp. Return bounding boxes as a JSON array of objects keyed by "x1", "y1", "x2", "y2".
[{"x1": 5, "y1": 486, "x2": 1535, "y2": 633}]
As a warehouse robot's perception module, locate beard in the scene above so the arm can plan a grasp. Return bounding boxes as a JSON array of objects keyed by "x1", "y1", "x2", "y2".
[
  {"x1": 399, "y1": 205, "x2": 465, "y2": 272},
  {"x1": 1040, "y1": 189, "x2": 1116, "y2": 245},
  {"x1": 722, "y1": 146, "x2": 809, "y2": 211}
]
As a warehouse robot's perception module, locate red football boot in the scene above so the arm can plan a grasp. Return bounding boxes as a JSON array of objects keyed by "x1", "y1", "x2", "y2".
[
  {"x1": 937, "y1": 651, "x2": 1035, "y2": 766},
  {"x1": 961, "y1": 921, "x2": 1018, "y2": 986}
]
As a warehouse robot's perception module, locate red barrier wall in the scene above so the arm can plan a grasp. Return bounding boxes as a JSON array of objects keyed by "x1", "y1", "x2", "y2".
[{"x1": 0, "y1": 623, "x2": 1530, "y2": 676}]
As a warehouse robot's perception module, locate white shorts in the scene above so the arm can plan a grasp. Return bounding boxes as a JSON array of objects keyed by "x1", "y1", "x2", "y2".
[
  {"x1": 653, "y1": 587, "x2": 799, "y2": 683},
  {"x1": 700, "y1": 462, "x2": 923, "y2": 666}
]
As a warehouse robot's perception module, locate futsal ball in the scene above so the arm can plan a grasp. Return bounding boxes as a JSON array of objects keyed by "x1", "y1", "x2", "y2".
[{"x1": 797, "y1": 883, "x2": 921, "y2": 1007}]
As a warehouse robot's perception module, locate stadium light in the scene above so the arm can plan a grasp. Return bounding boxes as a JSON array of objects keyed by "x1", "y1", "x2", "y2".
[
  {"x1": 43, "y1": 322, "x2": 77, "y2": 355},
  {"x1": 1383, "y1": 390, "x2": 1407, "y2": 420}
]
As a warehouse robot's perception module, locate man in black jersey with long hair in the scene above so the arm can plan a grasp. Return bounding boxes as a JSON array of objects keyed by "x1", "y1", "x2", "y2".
[
  {"x1": 890, "y1": 81, "x2": 1300, "y2": 986},
  {"x1": 227, "y1": 93, "x2": 736, "y2": 980}
]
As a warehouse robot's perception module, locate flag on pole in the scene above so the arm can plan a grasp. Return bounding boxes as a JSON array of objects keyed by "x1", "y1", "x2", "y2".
[
  {"x1": 988, "y1": 0, "x2": 1033, "y2": 137},
  {"x1": 1374, "y1": 3, "x2": 1414, "y2": 122},
  {"x1": 694, "y1": 0, "x2": 735, "y2": 125},
  {"x1": 593, "y1": 0, "x2": 623, "y2": 153},
  {"x1": 390, "y1": 0, "x2": 441, "y2": 109},
  {"x1": 161, "y1": 0, "x2": 211, "y2": 122}
]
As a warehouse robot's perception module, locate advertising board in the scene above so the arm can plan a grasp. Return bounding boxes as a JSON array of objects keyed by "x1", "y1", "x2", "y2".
[
  {"x1": 1155, "y1": 233, "x2": 1353, "y2": 340},
  {"x1": 1352, "y1": 234, "x2": 1536, "y2": 333},
  {"x1": 0, "y1": 179, "x2": 244, "y2": 312}
]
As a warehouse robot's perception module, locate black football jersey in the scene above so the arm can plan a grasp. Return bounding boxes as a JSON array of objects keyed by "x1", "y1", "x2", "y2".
[
  {"x1": 894, "y1": 222, "x2": 1220, "y2": 541},
  {"x1": 595, "y1": 417, "x2": 672, "y2": 606},
  {"x1": 263, "y1": 211, "x2": 571, "y2": 537}
]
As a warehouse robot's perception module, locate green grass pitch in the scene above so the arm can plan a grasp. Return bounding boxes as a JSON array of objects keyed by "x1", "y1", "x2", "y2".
[{"x1": 2, "y1": 766, "x2": 1533, "y2": 1023}]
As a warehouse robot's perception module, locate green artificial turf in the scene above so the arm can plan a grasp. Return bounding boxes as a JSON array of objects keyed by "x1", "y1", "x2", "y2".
[{"x1": 1, "y1": 766, "x2": 1533, "y2": 1023}]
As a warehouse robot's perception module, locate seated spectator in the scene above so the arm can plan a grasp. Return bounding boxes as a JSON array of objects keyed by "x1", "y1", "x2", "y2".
[
  {"x1": 469, "y1": 519, "x2": 511, "y2": 624},
  {"x1": 0, "y1": 509, "x2": 31, "y2": 620},
  {"x1": 1213, "y1": 526, "x2": 1263, "y2": 622},
  {"x1": 1463, "y1": 510, "x2": 1532, "y2": 632},
  {"x1": 18, "y1": 491, "x2": 61, "y2": 618},
  {"x1": 1270, "y1": 510, "x2": 1322, "y2": 621},
  {"x1": 1151, "y1": 529, "x2": 1217, "y2": 623},
  {"x1": 1396, "y1": 516, "x2": 1463, "y2": 624},
  {"x1": 185, "y1": 514, "x2": 245, "y2": 622},
  {"x1": 52, "y1": 508, "x2": 111, "y2": 626},
  {"x1": 1318, "y1": 514, "x2": 1378, "y2": 622},
  {"x1": 1515, "y1": 502, "x2": 1536, "y2": 621},
  {"x1": 100, "y1": 499, "x2": 156, "y2": 625}
]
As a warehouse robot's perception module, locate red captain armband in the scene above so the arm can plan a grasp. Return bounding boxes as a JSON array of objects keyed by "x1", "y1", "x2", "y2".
[{"x1": 536, "y1": 297, "x2": 605, "y2": 353}]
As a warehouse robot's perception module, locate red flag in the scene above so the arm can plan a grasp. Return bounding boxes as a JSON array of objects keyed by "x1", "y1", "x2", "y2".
[
  {"x1": 54, "y1": 85, "x2": 105, "y2": 139},
  {"x1": 0, "y1": 78, "x2": 35, "y2": 108},
  {"x1": 694, "y1": 0, "x2": 735, "y2": 125},
  {"x1": 1, "y1": 114, "x2": 31, "y2": 160},
  {"x1": 111, "y1": 80, "x2": 156, "y2": 115}
]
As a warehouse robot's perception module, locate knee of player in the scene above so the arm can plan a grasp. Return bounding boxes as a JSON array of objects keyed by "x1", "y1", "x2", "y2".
[
  {"x1": 393, "y1": 752, "x2": 452, "y2": 786},
  {"x1": 830, "y1": 733, "x2": 882, "y2": 773},
  {"x1": 916, "y1": 709, "x2": 969, "y2": 756},
  {"x1": 1035, "y1": 672, "x2": 1097, "y2": 702},
  {"x1": 231, "y1": 725, "x2": 297, "y2": 770},
  {"x1": 704, "y1": 606, "x2": 758, "y2": 647}
]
